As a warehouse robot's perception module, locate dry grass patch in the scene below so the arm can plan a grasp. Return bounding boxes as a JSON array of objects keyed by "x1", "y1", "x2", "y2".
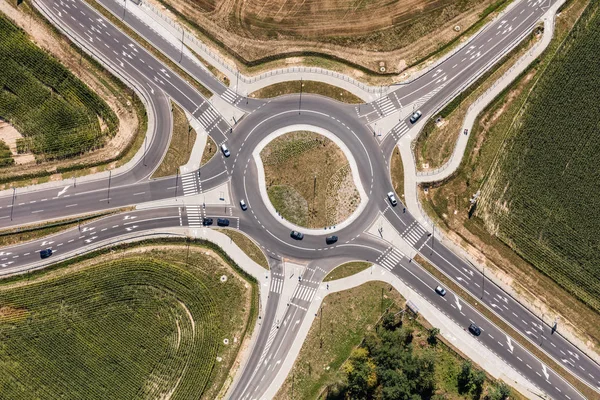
[
  {"x1": 152, "y1": 102, "x2": 197, "y2": 178},
  {"x1": 260, "y1": 131, "x2": 359, "y2": 228},
  {"x1": 217, "y1": 229, "x2": 269, "y2": 270},
  {"x1": 201, "y1": 135, "x2": 217, "y2": 166},
  {"x1": 390, "y1": 146, "x2": 405, "y2": 201},
  {"x1": 250, "y1": 81, "x2": 363, "y2": 104},
  {"x1": 323, "y1": 261, "x2": 372, "y2": 282}
]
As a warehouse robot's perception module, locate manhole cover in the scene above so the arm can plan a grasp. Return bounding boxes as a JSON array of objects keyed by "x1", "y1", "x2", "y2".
[
  {"x1": 223, "y1": 338, "x2": 229, "y2": 345},
  {"x1": 220, "y1": 275, "x2": 228, "y2": 283}
]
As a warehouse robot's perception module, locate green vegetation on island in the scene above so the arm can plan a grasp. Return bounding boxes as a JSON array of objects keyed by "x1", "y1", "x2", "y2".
[
  {"x1": 261, "y1": 131, "x2": 360, "y2": 228},
  {"x1": 0, "y1": 245, "x2": 255, "y2": 399},
  {"x1": 0, "y1": 13, "x2": 117, "y2": 161}
]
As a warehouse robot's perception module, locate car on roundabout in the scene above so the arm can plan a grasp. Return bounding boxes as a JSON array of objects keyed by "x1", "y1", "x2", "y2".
[
  {"x1": 325, "y1": 235, "x2": 338, "y2": 245},
  {"x1": 290, "y1": 231, "x2": 304, "y2": 240},
  {"x1": 240, "y1": 199, "x2": 248, "y2": 211}
]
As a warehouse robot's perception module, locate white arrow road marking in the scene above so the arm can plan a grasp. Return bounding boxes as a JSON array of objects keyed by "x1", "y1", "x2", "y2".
[
  {"x1": 542, "y1": 364, "x2": 549, "y2": 380},
  {"x1": 506, "y1": 336, "x2": 514, "y2": 353},
  {"x1": 146, "y1": 83, "x2": 154, "y2": 94},
  {"x1": 454, "y1": 295, "x2": 462, "y2": 311},
  {"x1": 160, "y1": 68, "x2": 171, "y2": 78},
  {"x1": 85, "y1": 236, "x2": 98, "y2": 243},
  {"x1": 562, "y1": 359, "x2": 575, "y2": 367},
  {"x1": 41, "y1": 241, "x2": 54, "y2": 246},
  {"x1": 123, "y1": 215, "x2": 137, "y2": 220},
  {"x1": 125, "y1": 225, "x2": 138, "y2": 231}
]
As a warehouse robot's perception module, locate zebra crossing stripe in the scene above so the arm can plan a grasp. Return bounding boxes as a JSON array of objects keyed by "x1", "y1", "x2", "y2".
[
  {"x1": 270, "y1": 278, "x2": 283, "y2": 293},
  {"x1": 222, "y1": 89, "x2": 237, "y2": 103},
  {"x1": 377, "y1": 96, "x2": 396, "y2": 116}
]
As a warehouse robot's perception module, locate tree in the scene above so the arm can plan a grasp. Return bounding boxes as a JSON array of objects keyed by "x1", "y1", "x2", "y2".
[
  {"x1": 486, "y1": 382, "x2": 512, "y2": 400},
  {"x1": 382, "y1": 311, "x2": 398, "y2": 331},
  {"x1": 344, "y1": 348, "x2": 377, "y2": 399},
  {"x1": 470, "y1": 370, "x2": 486, "y2": 399},
  {"x1": 427, "y1": 327, "x2": 440, "y2": 345},
  {"x1": 458, "y1": 361, "x2": 473, "y2": 394}
]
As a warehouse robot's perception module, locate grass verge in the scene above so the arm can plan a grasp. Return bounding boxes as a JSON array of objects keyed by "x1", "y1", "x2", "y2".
[
  {"x1": 0, "y1": 209, "x2": 126, "y2": 248},
  {"x1": 390, "y1": 146, "x2": 405, "y2": 202},
  {"x1": 152, "y1": 102, "x2": 197, "y2": 178},
  {"x1": 250, "y1": 81, "x2": 363, "y2": 104},
  {"x1": 323, "y1": 261, "x2": 372, "y2": 282},
  {"x1": 414, "y1": 254, "x2": 598, "y2": 400},
  {"x1": 0, "y1": 242, "x2": 256, "y2": 399},
  {"x1": 201, "y1": 135, "x2": 217, "y2": 166},
  {"x1": 216, "y1": 229, "x2": 269, "y2": 270}
]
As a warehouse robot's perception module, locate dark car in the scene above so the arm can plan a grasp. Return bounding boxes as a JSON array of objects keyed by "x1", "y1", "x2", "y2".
[
  {"x1": 290, "y1": 231, "x2": 304, "y2": 240},
  {"x1": 202, "y1": 217, "x2": 213, "y2": 226},
  {"x1": 325, "y1": 235, "x2": 338, "y2": 245},
  {"x1": 409, "y1": 110, "x2": 422, "y2": 124},
  {"x1": 468, "y1": 323, "x2": 481, "y2": 336},
  {"x1": 40, "y1": 249, "x2": 53, "y2": 259},
  {"x1": 217, "y1": 218, "x2": 230, "y2": 227}
]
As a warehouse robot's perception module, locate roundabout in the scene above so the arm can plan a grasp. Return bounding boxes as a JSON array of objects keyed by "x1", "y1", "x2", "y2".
[{"x1": 0, "y1": 0, "x2": 596, "y2": 398}]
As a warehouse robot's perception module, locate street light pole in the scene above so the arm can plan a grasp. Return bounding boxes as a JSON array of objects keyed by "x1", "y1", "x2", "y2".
[
  {"x1": 10, "y1": 187, "x2": 15, "y2": 221},
  {"x1": 298, "y1": 78, "x2": 303, "y2": 114},
  {"x1": 174, "y1": 169, "x2": 179, "y2": 200},
  {"x1": 107, "y1": 170, "x2": 112, "y2": 204}
]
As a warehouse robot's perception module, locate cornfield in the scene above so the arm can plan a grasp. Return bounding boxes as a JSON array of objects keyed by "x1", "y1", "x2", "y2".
[
  {"x1": 0, "y1": 14, "x2": 117, "y2": 161},
  {"x1": 0, "y1": 256, "x2": 242, "y2": 399},
  {"x1": 478, "y1": 2, "x2": 600, "y2": 312}
]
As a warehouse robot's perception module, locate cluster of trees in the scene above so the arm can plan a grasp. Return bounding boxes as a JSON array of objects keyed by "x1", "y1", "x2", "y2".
[{"x1": 326, "y1": 312, "x2": 512, "y2": 400}]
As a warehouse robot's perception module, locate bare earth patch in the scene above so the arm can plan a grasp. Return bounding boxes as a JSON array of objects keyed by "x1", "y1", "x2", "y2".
[
  {"x1": 154, "y1": 0, "x2": 506, "y2": 74},
  {"x1": 0, "y1": 122, "x2": 34, "y2": 165}
]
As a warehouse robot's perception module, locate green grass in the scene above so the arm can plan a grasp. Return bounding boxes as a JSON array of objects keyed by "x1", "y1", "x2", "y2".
[
  {"x1": 152, "y1": 102, "x2": 197, "y2": 178},
  {"x1": 250, "y1": 80, "x2": 363, "y2": 104},
  {"x1": 477, "y1": 0, "x2": 600, "y2": 313},
  {"x1": 390, "y1": 147, "x2": 405, "y2": 201},
  {"x1": 0, "y1": 14, "x2": 117, "y2": 160},
  {"x1": 217, "y1": 229, "x2": 269, "y2": 269},
  {"x1": 0, "y1": 246, "x2": 254, "y2": 400},
  {"x1": 323, "y1": 261, "x2": 372, "y2": 281}
]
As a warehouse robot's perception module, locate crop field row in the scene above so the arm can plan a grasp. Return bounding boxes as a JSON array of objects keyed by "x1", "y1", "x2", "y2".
[
  {"x1": 0, "y1": 139, "x2": 13, "y2": 167},
  {"x1": 478, "y1": 2, "x2": 600, "y2": 312},
  {"x1": 0, "y1": 252, "x2": 250, "y2": 399},
  {"x1": 0, "y1": 14, "x2": 117, "y2": 161}
]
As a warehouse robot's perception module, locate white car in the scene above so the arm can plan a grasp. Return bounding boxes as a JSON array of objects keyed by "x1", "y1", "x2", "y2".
[
  {"x1": 221, "y1": 143, "x2": 231, "y2": 157},
  {"x1": 387, "y1": 191, "x2": 398, "y2": 206},
  {"x1": 240, "y1": 199, "x2": 248, "y2": 211},
  {"x1": 435, "y1": 285, "x2": 447, "y2": 296},
  {"x1": 409, "y1": 110, "x2": 422, "y2": 124}
]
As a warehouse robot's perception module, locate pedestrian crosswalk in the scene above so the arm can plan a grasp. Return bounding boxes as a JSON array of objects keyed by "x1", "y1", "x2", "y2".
[
  {"x1": 181, "y1": 171, "x2": 200, "y2": 196},
  {"x1": 401, "y1": 221, "x2": 428, "y2": 247},
  {"x1": 390, "y1": 122, "x2": 409, "y2": 141},
  {"x1": 375, "y1": 95, "x2": 396, "y2": 117},
  {"x1": 186, "y1": 205, "x2": 203, "y2": 227},
  {"x1": 292, "y1": 284, "x2": 317, "y2": 303},
  {"x1": 221, "y1": 89, "x2": 238, "y2": 104},
  {"x1": 376, "y1": 247, "x2": 404, "y2": 271},
  {"x1": 197, "y1": 106, "x2": 220, "y2": 128},
  {"x1": 270, "y1": 277, "x2": 283, "y2": 294}
]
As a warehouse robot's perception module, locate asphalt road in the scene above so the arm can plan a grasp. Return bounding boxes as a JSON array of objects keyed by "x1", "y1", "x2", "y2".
[{"x1": 1, "y1": 0, "x2": 598, "y2": 398}]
